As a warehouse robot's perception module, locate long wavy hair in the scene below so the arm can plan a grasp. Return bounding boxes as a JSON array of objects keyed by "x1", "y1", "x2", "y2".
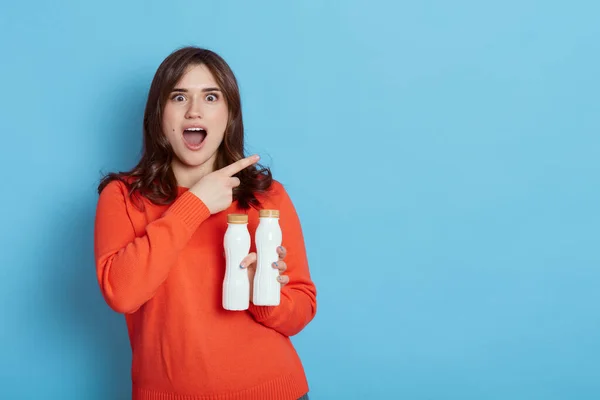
[{"x1": 98, "y1": 46, "x2": 272, "y2": 210}]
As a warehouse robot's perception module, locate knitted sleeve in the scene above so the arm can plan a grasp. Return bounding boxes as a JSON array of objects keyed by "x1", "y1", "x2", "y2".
[
  {"x1": 248, "y1": 182, "x2": 317, "y2": 336},
  {"x1": 94, "y1": 181, "x2": 210, "y2": 313}
]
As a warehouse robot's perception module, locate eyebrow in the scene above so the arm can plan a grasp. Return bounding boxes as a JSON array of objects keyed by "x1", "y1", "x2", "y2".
[{"x1": 171, "y1": 87, "x2": 221, "y2": 93}]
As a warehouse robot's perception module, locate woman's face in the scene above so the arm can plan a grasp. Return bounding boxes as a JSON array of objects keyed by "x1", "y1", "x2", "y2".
[{"x1": 162, "y1": 63, "x2": 229, "y2": 171}]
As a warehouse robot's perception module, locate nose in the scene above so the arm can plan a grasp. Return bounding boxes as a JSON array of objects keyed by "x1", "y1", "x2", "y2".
[{"x1": 185, "y1": 98, "x2": 203, "y2": 119}]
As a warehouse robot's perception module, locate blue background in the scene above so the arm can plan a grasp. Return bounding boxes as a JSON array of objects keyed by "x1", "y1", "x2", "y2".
[{"x1": 1, "y1": 1, "x2": 599, "y2": 399}]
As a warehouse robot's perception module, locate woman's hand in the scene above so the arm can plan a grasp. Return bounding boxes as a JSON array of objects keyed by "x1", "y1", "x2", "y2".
[
  {"x1": 240, "y1": 246, "x2": 289, "y2": 299},
  {"x1": 189, "y1": 155, "x2": 259, "y2": 214}
]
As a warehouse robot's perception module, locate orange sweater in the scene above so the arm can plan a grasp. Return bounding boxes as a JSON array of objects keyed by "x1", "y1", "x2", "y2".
[{"x1": 94, "y1": 179, "x2": 317, "y2": 400}]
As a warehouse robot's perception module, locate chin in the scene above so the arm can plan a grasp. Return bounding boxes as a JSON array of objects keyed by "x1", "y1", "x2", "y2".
[{"x1": 177, "y1": 149, "x2": 217, "y2": 169}]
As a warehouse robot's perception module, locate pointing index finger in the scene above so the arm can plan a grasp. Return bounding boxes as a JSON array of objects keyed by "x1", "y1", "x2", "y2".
[{"x1": 220, "y1": 155, "x2": 260, "y2": 177}]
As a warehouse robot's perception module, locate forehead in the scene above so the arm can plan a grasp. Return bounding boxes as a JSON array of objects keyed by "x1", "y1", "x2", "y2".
[{"x1": 175, "y1": 64, "x2": 219, "y2": 89}]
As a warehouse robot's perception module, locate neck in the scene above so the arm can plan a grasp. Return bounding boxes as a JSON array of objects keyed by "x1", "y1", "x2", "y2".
[{"x1": 172, "y1": 154, "x2": 217, "y2": 188}]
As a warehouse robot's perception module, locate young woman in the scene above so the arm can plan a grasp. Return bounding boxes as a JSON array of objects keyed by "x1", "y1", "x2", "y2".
[{"x1": 94, "y1": 46, "x2": 316, "y2": 400}]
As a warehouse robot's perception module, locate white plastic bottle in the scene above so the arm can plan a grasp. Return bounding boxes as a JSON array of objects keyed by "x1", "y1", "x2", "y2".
[
  {"x1": 253, "y1": 209, "x2": 282, "y2": 306},
  {"x1": 223, "y1": 214, "x2": 251, "y2": 311}
]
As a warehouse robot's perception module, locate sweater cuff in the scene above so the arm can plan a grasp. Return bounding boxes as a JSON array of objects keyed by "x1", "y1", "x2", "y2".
[
  {"x1": 248, "y1": 303, "x2": 277, "y2": 322},
  {"x1": 164, "y1": 191, "x2": 211, "y2": 232}
]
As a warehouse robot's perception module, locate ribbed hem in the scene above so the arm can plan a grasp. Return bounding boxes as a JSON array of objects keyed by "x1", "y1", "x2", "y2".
[
  {"x1": 248, "y1": 303, "x2": 277, "y2": 322},
  {"x1": 133, "y1": 374, "x2": 308, "y2": 400},
  {"x1": 164, "y1": 191, "x2": 211, "y2": 233}
]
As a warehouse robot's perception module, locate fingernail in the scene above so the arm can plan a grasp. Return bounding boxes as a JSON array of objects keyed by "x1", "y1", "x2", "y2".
[
  {"x1": 277, "y1": 276, "x2": 282, "y2": 282},
  {"x1": 239, "y1": 264, "x2": 244, "y2": 269},
  {"x1": 273, "y1": 262, "x2": 278, "y2": 268}
]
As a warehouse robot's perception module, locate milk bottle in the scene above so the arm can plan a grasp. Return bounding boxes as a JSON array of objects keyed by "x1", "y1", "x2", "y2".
[
  {"x1": 223, "y1": 214, "x2": 251, "y2": 310},
  {"x1": 253, "y1": 209, "x2": 282, "y2": 306}
]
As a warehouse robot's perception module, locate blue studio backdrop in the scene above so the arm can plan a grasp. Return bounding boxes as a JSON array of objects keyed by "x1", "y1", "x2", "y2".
[{"x1": 1, "y1": 1, "x2": 599, "y2": 399}]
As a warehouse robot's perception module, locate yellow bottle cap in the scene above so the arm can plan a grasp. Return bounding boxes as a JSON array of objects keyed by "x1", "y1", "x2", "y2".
[
  {"x1": 227, "y1": 214, "x2": 248, "y2": 223},
  {"x1": 259, "y1": 209, "x2": 280, "y2": 218}
]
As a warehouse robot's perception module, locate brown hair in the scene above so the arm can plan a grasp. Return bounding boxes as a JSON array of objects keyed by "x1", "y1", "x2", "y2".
[{"x1": 98, "y1": 46, "x2": 272, "y2": 209}]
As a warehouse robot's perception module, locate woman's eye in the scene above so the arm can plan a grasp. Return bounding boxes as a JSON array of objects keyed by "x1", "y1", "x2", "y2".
[
  {"x1": 206, "y1": 94, "x2": 218, "y2": 102},
  {"x1": 172, "y1": 94, "x2": 186, "y2": 102}
]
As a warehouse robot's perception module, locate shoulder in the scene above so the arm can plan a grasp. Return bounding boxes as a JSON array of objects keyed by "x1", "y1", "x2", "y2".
[
  {"x1": 261, "y1": 178, "x2": 284, "y2": 199},
  {"x1": 268, "y1": 179, "x2": 285, "y2": 194},
  {"x1": 96, "y1": 178, "x2": 138, "y2": 212},
  {"x1": 99, "y1": 178, "x2": 129, "y2": 199},
  {"x1": 258, "y1": 179, "x2": 296, "y2": 210}
]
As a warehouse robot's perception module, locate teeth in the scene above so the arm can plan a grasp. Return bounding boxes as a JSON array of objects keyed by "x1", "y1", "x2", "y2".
[{"x1": 185, "y1": 128, "x2": 205, "y2": 132}]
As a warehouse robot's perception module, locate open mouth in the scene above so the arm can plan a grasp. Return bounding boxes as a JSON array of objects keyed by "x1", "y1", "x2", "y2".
[{"x1": 182, "y1": 127, "x2": 207, "y2": 149}]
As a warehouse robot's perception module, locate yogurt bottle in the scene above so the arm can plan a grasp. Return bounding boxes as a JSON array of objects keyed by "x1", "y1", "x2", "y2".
[
  {"x1": 253, "y1": 209, "x2": 282, "y2": 306},
  {"x1": 223, "y1": 214, "x2": 251, "y2": 310}
]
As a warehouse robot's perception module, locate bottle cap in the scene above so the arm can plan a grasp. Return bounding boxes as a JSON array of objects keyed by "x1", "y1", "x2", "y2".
[
  {"x1": 227, "y1": 214, "x2": 248, "y2": 224},
  {"x1": 259, "y1": 209, "x2": 280, "y2": 218}
]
